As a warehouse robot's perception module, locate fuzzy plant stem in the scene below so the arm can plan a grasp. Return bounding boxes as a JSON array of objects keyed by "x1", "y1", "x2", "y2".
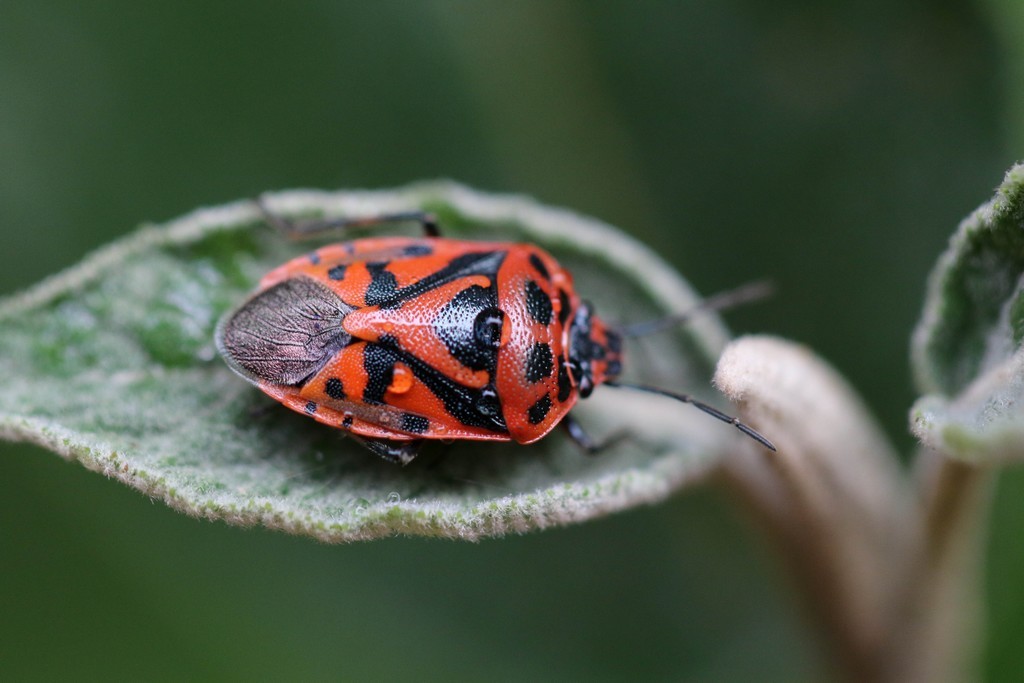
[
  {"x1": 714, "y1": 336, "x2": 990, "y2": 683},
  {"x1": 881, "y1": 453, "x2": 994, "y2": 683}
]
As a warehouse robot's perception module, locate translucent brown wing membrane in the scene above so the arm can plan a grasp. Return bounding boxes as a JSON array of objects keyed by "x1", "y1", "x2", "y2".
[{"x1": 215, "y1": 276, "x2": 354, "y2": 386}]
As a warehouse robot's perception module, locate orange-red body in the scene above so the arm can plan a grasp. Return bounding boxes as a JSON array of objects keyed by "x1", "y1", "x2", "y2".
[{"x1": 217, "y1": 236, "x2": 622, "y2": 453}]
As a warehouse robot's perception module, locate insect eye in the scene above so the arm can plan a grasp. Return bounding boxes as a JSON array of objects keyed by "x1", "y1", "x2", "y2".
[
  {"x1": 474, "y1": 307, "x2": 504, "y2": 349},
  {"x1": 567, "y1": 357, "x2": 583, "y2": 383},
  {"x1": 577, "y1": 371, "x2": 594, "y2": 398}
]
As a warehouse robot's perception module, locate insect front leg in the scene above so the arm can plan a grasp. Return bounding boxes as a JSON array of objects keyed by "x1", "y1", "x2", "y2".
[
  {"x1": 257, "y1": 196, "x2": 440, "y2": 240},
  {"x1": 560, "y1": 414, "x2": 627, "y2": 455}
]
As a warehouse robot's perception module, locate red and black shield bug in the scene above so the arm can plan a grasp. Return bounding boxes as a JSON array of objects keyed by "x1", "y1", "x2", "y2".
[{"x1": 215, "y1": 203, "x2": 775, "y2": 465}]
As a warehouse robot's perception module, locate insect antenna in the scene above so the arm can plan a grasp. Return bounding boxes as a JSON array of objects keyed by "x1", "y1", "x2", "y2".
[
  {"x1": 619, "y1": 280, "x2": 774, "y2": 338},
  {"x1": 605, "y1": 382, "x2": 776, "y2": 451},
  {"x1": 610, "y1": 280, "x2": 776, "y2": 450}
]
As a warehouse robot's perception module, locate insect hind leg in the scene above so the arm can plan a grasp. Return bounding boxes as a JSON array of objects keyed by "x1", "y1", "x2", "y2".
[
  {"x1": 350, "y1": 435, "x2": 425, "y2": 466},
  {"x1": 256, "y1": 196, "x2": 440, "y2": 240}
]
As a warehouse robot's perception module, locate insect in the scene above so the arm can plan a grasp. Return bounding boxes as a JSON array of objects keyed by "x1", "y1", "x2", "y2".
[{"x1": 215, "y1": 204, "x2": 775, "y2": 465}]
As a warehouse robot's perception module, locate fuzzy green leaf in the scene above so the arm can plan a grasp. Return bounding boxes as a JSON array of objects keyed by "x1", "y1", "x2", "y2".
[
  {"x1": 911, "y1": 164, "x2": 1024, "y2": 461},
  {"x1": 0, "y1": 183, "x2": 737, "y2": 541}
]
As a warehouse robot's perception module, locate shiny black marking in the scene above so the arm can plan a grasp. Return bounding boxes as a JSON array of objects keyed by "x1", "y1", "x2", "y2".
[
  {"x1": 370, "y1": 337, "x2": 507, "y2": 433},
  {"x1": 363, "y1": 342, "x2": 396, "y2": 405},
  {"x1": 557, "y1": 362, "x2": 573, "y2": 401},
  {"x1": 308, "y1": 251, "x2": 322, "y2": 265},
  {"x1": 527, "y1": 394, "x2": 552, "y2": 425},
  {"x1": 401, "y1": 413, "x2": 430, "y2": 434},
  {"x1": 606, "y1": 359, "x2": 623, "y2": 377},
  {"x1": 474, "y1": 308, "x2": 504, "y2": 350},
  {"x1": 305, "y1": 401, "x2": 318, "y2": 414},
  {"x1": 525, "y1": 342, "x2": 553, "y2": 383},
  {"x1": 525, "y1": 280, "x2": 553, "y2": 325},
  {"x1": 475, "y1": 384, "x2": 501, "y2": 420},
  {"x1": 374, "y1": 251, "x2": 507, "y2": 311},
  {"x1": 342, "y1": 415, "x2": 354, "y2": 429},
  {"x1": 529, "y1": 253, "x2": 550, "y2": 280},
  {"x1": 365, "y1": 262, "x2": 398, "y2": 306},
  {"x1": 325, "y1": 377, "x2": 345, "y2": 400},
  {"x1": 217, "y1": 277, "x2": 352, "y2": 386},
  {"x1": 327, "y1": 264, "x2": 347, "y2": 280},
  {"x1": 403, "y1": 243, "x2": 434, "y2": 256},
  {"x1": 558, "y1": 288, "x2": 573, "y2": 326},
  {"x1": 434, "y1": 285, "x2": 502, "y2": 372}
]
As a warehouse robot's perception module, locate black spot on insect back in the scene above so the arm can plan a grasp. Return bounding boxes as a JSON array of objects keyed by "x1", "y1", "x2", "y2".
[
  {"x1": 528, "y1": 252, "x2": 550, "y2": 281},
  {"x1": 401, "y1": 412, "x2": 430, "y2": 434},
  {"x1": 324, "y1": 377, "x2": 345, "y2": 400},
  {"x1": 525, "y1": 342, "x2": 553, "y2": 383},
  {"x1": 363, "y1": 342, "x2": 397, "y2": 405},
  {"x1": 327, "y1": 264, "x2": 346, "y2": 280},
  {"x1": 525, "y1": 280, "x2": 553, "y2": 325},
  {"x1": 365, "y1": 262, "x2": 398, "y2": 307},
  {"x1": 557, "y1": 362, "x2": 573, "y2": 402},
  {"x1": 527, "y1": 394, "x2": 552, "y2": 425}
]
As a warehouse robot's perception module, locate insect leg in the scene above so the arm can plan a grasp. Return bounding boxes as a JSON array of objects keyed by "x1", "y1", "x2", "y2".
[
  {"x1": 561, "y1": 413, "x2": 627, "y2": 455},
  {"x1": 256, "y1": 196, "x2": 440, "y2": 240},
  {"x1": 350, "y1": 435, "x2": 425, "y2": 466}
]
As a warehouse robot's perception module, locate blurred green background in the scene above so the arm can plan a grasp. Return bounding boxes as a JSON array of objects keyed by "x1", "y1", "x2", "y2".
[{"x1": 2, "y1": 1, "x2": 1023, "y2": 680}]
